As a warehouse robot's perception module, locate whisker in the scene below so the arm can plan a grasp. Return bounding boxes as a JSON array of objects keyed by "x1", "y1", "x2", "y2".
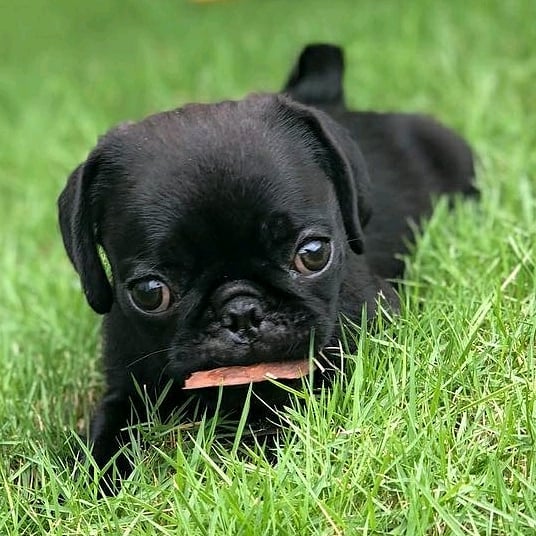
[
  {"x1": 158, "y1": 361, "x2": 173, "y2": 386},
  {"x1": 128, "y1": 346, "x2": 174, "y2": 368}
]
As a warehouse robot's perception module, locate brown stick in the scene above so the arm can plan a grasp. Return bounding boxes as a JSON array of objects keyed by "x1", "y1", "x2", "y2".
[{"x1": 183, "y1": 359, "x2": 313, "y2": 389}]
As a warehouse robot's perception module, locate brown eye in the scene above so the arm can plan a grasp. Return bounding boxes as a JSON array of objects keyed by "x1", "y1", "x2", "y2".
[
  {"x1": 293, "y1": 239, "x2": 332, "y2": 275},
  {"x1": 129, "y1": 279, "x2": 171, "y2": 314}
]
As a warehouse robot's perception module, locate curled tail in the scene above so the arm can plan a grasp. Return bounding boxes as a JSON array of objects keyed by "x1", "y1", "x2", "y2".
[{"x1": 283, "y1": 43, "x2": 345, "y2": 107}]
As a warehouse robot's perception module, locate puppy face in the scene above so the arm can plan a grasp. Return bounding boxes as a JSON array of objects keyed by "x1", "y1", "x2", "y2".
[{"x1": 59, "y1": 94, "x2": 372, "y2": 383}]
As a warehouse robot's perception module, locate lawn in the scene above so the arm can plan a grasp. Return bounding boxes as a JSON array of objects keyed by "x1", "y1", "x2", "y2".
[{"x1": 0, "y1": 0, "x2": 535, "y2": 534}]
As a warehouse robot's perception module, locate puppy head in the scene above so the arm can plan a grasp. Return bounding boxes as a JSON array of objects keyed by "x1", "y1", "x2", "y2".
[{"x1": 58, "y1": 94, "x2": 372, "y2": 380}]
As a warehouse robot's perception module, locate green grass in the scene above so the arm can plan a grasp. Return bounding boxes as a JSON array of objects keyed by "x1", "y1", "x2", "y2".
[{"x1": 1, "y1": 0, "x2": 535, "y2": 533}]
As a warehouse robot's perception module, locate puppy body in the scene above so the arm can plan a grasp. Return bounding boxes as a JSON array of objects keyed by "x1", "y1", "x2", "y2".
[
  {"x1": 284, "y1": 45, "x2": 476, "y2": 281},
  {"x1": 58, "y1": 44, "x2": 476, "y2": 480}
]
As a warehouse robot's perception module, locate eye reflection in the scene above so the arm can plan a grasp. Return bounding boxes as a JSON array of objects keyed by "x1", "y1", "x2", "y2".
[
  {"x1": 293, "y1": 239, "x2": 332, "y2": 275},
  {"x1": 128, "y1": 279, "x2": 171, "y2": 313}
]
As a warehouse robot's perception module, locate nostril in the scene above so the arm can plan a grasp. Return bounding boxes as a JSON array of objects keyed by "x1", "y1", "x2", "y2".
[
  {"x1": 233, "y1": 311, "x2": 251, "y2": 332},
  {"x1": 222, "y1": 299, "x2": 263, "y2": 334},
  {"x1": 250, "y1": 304, "x2": 262, "y2": 328}
]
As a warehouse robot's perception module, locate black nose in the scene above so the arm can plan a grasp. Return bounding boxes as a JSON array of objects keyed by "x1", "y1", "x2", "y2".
[
  {"x1": 221, "y1": 297, "x2": 263, "y2": 334},
  {"x1": 211, "y1": 281, "x2": 264, "y2": 337}
]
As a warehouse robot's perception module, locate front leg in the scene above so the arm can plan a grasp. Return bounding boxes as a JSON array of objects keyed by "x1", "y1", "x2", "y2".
[
  {"x1": 86, "y1": 380, "x2": 183, "y2": 494},
  {"x1": 88, "y1": 389, "x2": 133, "y2": 494}
]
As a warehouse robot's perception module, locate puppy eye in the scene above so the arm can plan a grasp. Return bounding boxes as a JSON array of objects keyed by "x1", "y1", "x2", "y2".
[
  {"x1": 293, "y1": 239, "x2": 332, "y2": 275},
  {"x1": 128, "y1": 279, "x2": 172, "y2": 314}
]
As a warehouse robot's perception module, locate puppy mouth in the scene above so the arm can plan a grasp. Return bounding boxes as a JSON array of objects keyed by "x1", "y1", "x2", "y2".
[{"x1": 182, "y1": 358, "x2": 314, "y2": 390}]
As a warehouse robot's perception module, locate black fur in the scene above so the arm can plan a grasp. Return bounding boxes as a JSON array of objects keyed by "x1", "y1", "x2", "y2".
[{"x1": 58, "y1": 43, "x2": 476, "y2": 490}]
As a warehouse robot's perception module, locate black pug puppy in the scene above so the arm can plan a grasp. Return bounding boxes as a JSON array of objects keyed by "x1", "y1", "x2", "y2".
[{"x1": 58, "y1": 44, "x2": 476, "y2": 482}]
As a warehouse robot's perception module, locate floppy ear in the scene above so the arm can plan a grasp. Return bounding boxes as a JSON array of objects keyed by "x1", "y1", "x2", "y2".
[
  {"x1": 277, "y1": 95, "x2": 372, "y2": 254},
  {"x1": 58, "y1": 148, "x2": 113, "y2": 314}
]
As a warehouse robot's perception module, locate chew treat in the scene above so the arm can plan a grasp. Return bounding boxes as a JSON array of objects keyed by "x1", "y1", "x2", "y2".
[{"x1": 183, "y1": 359, "x2": 313, "y2": 389}]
